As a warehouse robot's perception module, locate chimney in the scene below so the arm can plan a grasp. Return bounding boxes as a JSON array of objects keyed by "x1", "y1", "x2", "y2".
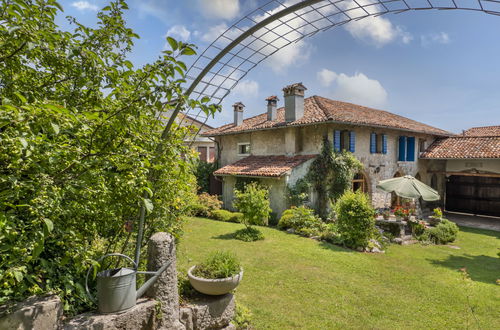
[
  {"x1": 233, "y1": 102, "x2": 244, "y2": 126},
  {"x1": 283, "y1": 82, "x2": 307, "y2": 122},
  {"x1": 266, "y1": 95, "x2": 279, "y2": 121}
]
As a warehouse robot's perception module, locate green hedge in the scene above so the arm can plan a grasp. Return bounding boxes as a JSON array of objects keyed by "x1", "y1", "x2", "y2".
[{"x1": 210, "y1": 210, "x2": 243, "y2": 223}]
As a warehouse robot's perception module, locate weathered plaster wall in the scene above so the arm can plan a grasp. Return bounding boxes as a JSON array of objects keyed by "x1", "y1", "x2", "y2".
[{"x1": 446, "y1": 159, "x2": 500, "y2": 174}]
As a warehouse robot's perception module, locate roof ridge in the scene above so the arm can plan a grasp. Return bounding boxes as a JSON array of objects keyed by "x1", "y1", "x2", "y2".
[{"x1": 311, "y1": 95, "x2": 330, "y2": 119}]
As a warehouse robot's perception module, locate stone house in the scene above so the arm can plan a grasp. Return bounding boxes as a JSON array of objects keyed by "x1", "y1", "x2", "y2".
[{"x1": 202, "y1": 83, "x2": 453, "y2": 217}]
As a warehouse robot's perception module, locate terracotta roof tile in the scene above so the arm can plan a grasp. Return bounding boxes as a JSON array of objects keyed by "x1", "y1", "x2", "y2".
[
  {"x1": 214, "y1": 155, "x2": 317, "y2": 177},
  {"x1": 420, "y1": 136, "x2": 500, "y2": 159},
  {"x1": 463, "y1": 125, "x2": 500, "y2": 137},
  {"x1": 203, "y1": 96, "x2": 451, "y2": 137}
]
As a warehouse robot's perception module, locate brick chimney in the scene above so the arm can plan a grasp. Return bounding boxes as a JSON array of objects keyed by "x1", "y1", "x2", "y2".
[
  {"x1": 283, "y1": 82, "x2": 307, "y2": 122},
  {"x1": 266, "y1": 95, "x2": 279, "y2": 121},
  {"x1": 233, "y1": 102, "x2": 244, "y2": 126}
]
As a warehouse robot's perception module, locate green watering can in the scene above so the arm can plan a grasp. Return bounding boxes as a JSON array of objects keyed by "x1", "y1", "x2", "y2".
[{"x1": 85, "y1": 253, "x2": 171, "y2": 314}]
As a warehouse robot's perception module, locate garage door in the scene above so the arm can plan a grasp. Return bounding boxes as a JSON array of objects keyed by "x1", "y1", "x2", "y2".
[{"x1": 446, "y1": 175, "x2": 500, "y2": 217}]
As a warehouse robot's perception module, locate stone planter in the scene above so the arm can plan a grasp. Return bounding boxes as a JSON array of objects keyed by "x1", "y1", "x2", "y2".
[{"x1": 188, "y1": 266, "x2": 243, "y2": 296}]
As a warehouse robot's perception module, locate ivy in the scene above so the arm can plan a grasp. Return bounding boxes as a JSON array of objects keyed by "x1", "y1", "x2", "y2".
[{"x1": 306, "y1": 137, "x2": 363, "y2": 218}]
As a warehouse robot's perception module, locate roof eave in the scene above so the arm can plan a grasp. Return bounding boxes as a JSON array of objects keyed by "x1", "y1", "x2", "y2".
[{"x1": 202, "y1": 119, "x2": 452, "y2": 138}]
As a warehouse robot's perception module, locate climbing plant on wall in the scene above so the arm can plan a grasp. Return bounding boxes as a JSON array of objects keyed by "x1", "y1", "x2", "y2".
[{"x1": 306, "y1": 137, "x2": 363, "y2": 219}]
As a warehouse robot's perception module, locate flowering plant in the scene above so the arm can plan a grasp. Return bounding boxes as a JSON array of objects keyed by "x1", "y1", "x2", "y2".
[{"x1": 393, "y1": 206, "x2": 414, "y2": 218}]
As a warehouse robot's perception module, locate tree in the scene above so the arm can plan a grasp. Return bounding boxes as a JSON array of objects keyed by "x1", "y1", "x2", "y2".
[
  {"x1": 0, "y1": 0, "x2": 218, "y2": 313},
  {"x1": 233, "y1": 182, "x2": 271, "y2": 241}
]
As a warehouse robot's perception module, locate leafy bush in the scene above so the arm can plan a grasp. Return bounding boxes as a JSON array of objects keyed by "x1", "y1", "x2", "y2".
[
  {"x1": 422, "y1": 219, "x2": 459, "y2": 244},
  {"x1": 233, "y1": 182, "x2": 271, "y2": 228},
  {"x1": 286, "y1": 178, "x2": 310, "y2": 207},
  {"x1": 234, "y1": 227, "x2": 265, "y2": 242},
  {"x1": 335, "y1": 191, "x2": 376, "y2": 249},
  {"x1": 278, "y1": 206, "x2": 324, "y2": 237},
  {"x1": 191, "y1": 193, "x2": 222, "y2": 218},
  {"x1": 0, "y1": 0, "x2": 218, "y2": 314},
  {"x1": 233, "y1": 303, "x2": 253, "y2": 329},
  {"x1": 194, "y1": 160, "x2": 217, "y2": 193},
  {"x1": 211, "y1": 210, "x2": 243, "y2": 223},
  {"x1": 320, "y1": 223, "x2": 342, "y2": 244},
  {"x1": 192, "y1": 251, "x2": 241, "y2": 279}
]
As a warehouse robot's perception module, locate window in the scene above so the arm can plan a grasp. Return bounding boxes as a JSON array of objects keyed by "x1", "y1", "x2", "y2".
[
  {"x1": 208, "y1": 147, "x2": 215, "y2": 163},
  {"x1": 430, "y1": 174, "x2": 438, "y2": 190},
  {"x1": 352, "y1": 173, "x2": 368, "y2": 193},
  {"x1": 398, "y1": 136, "x2": 415, "y2": 161},
  {"x1": 370, "y1": 133, "x2": 387, "y2": 154},
  {"x1": 333, "y1": 130, "x2": 355, "y2": 152},
  {"x1": 237, "y1": 143, "x2": 250, "y2": 156},
  {"x1": 197, "y1": 146, "x2": 208, "y2": 162},
  {"x1": 418, "y1": 139, "x2": 426, "y2": 154}
]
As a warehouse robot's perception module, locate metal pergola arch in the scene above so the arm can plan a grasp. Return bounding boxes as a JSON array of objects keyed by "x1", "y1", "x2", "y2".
[{"x1": 170, "y1": 0, "x2": 500, "y2": 131}]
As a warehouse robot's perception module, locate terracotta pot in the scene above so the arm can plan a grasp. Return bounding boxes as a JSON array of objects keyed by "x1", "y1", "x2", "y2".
[{"x1": 188, "y1": 266, "x2": 243, "y2": 295}]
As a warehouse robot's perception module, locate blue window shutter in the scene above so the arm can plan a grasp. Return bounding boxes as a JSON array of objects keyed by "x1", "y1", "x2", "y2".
[
  {"x1": 382, "y1": 134, "x2": 387, "y2": 154},
  {"x1": 333, "y1": 130, "x2": 341, "y2": 152},
  {"x1": 398, "y1": 136, "x2": 406, "y2": 161},
  {"x1": 349, "y1": 131, "x2": 356, "y2": 153},
  {"x1": 407, "y1": 136, "x2": 415, "y2": 161},
  {"x1": 370, "y1": 133, "x2": 376, "y2": 153}
]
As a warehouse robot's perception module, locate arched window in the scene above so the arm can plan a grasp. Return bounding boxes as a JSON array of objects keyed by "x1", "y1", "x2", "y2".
[
  {"x1": 430, "y1": 174, "x2": 438, "y2": 190},
  {"x1": 352, "y1": 173, "x2": 368, "y2": 193}
]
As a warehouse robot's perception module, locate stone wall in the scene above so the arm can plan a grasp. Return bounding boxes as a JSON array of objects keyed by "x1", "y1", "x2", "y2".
[{"x1": 0, "y1": 233, "x2": 235, "y2": 330}]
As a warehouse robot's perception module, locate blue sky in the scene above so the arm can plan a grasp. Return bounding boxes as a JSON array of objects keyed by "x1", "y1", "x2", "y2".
[{"x1": 60, "y1": 0, "x2": 500, "y2": 133}]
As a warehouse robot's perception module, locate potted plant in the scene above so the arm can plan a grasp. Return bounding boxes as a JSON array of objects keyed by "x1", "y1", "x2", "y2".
[
  {"x1": 188, "y1": 250, "x2": 243, "y2": 295},
  {"x1": 428, "y1": 207, "x2": 443, "y2": 226},
  {"x1": 382, "y1": 210, "x2": 390, "y2": 220}
]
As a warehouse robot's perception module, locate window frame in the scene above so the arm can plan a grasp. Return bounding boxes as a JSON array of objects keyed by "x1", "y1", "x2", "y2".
[{"x1": 237, "y1": 142, "x2": 251, "y2": 156}]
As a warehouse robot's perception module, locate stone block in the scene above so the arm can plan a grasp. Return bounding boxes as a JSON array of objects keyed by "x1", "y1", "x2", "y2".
[
  {"x1": 63, "y1": 298, "x2": 158, "y2": 330},
  {"x1": 145, "y1": 232, "x2": 184, "y2": 330},
  {"x1": 0, "y1": 295, "x2": 62, "y2": 330},
  {"x1": 184, "y1": 293, "x2": 235, "y2": 330}
]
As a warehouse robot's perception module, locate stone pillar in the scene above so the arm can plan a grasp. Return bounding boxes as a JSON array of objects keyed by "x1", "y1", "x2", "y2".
[{"x1": 146, "y1": 232, "x2": 184, "y2": 330}]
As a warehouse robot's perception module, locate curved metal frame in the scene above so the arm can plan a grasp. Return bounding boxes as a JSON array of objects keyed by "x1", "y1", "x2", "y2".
[{"x1": 176, "y1": 0, "x2": 500, "y2": 129}]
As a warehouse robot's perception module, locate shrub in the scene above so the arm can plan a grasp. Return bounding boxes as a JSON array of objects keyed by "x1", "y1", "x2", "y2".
[
  {"x1": 211, "y1": 210, "x2": 243, "y2": 223},
  {"x1": 192, "y1": 251, "x2": 241, "y2": 279},
  {"x1": 422, "y1": 219, "x2": 459, "y2": 244},
  {"x1": 234, "y1": 227, "x2": 265, "y2": 242},
  {"x1": 191, "y1": 193, "x2": 222, "y2": 218},
  {"x1": 286, "y1": 178, "x2": 310, "y2": 207},
  {"x1": 194, "y1": 160, "x2": 217, "y2": 193},
  {"x1": 335, "y1": 191, "x2": 376, "y2": 249},
  {"x1": 320, "y1": 223, "x2": 342, "y2": 244},
  {"x1": 233, "y1": 182, "x2": 271, "y2": 228},
  {"x1": 233, "y1": 303, "x2": 253, "y2": 329},
  {"x1": 278, "y1": 206, "x2": 324, "y2": 237}
]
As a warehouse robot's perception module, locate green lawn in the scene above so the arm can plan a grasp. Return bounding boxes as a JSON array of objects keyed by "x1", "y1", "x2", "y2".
[{"x1": 177, "y1": 217, "x2": 500, "y2": 329}]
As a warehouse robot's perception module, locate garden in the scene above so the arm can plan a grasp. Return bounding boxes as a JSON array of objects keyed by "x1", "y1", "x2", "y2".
[
  {"x1": 1, "y1": 1, "x2": 499, "y2": 329},
  {"x1": 178, "y1": 217, "x2": 500, "y2": 329}
]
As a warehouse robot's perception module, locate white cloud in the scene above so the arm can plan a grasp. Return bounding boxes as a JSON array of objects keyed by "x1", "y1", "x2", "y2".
[
  {"x1": 71, "y1": 1, "x2": 98, "y2": 11},
  {"x1": 232, "y1": 79, "x2": 259, "y2": 98},
  {"x1": 319, "y1": 69, "x2": 388, "y2": 108},
  {"x1": 344, "y1": 16, "x2": 412, "y2": 47},
  {"x1": 317, "y1": 69, "x2": 338, "y2": 87},
  {"x1": 166, "y1": 25, "x2": 191, "y2": 42},
  {"x1": 199, "y1": 0, "x2": 240, "y2": 20},
  {"x1": 420, "y1": 32, "x2": 450, "y2": 47},
  {"x1": 265, "y1": 40, "x2": 312, "y2": 73},
  {"x1": 201, "y1": 23, "x2": 230, "y2": 43}
]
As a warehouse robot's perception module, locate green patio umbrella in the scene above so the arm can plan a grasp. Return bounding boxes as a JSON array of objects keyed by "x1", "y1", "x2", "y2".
[{"x1": 376, "y1": 175, "x2": 440, "y2": 201}]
